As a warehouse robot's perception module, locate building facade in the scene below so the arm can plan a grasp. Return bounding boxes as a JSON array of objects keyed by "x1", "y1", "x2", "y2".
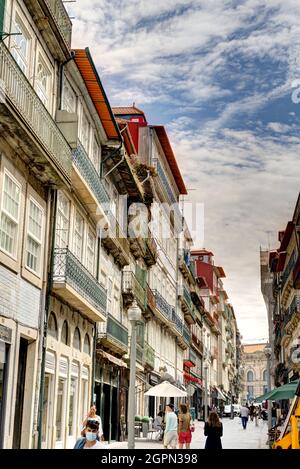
[{"x1": 241, "y1": 344, "x2": 268, "y2": 403}]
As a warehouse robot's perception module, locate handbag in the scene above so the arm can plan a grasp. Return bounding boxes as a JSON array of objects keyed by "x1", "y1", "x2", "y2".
[{"x1": 190, "y1": 424, "x2": 195, "y2": 433}]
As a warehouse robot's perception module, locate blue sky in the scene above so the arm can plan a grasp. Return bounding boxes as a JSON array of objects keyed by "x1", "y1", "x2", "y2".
[{"x1": 70, "y1": 0, "x2": 300, "y2": 341}]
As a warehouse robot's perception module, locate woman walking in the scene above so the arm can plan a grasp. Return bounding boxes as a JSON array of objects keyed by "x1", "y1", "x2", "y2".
[
  {"x1": 178, "y1": 403, "x2": 192, "y2": 449},
  {"x1": 204, "y1": 411, "x2": 223, "y2": 449}
]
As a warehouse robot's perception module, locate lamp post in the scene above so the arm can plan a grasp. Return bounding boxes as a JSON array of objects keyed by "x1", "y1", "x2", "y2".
[
  {"x1": 127, "y1": 301, "x2": 142, "y2": 450},
  {"x1": 264, "y1": 344, "x2": 272, "y2": 448},
  {"x1": 204, "y1": 361, "x2": 209, "y2": 422}
]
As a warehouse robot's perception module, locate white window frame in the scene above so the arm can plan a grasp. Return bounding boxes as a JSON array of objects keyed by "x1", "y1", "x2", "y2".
[
  {"x1": 0, "y1": 169, "x2": 22, "y2": 260},
  {"x1": 35, "y1": 53, "x2": 51, "y2": 109},
  {"x1": 86, "y1": 227, "x2": 96, "y2": 276},
  {"x1": 56, "y1": 192, "x2": 70, "y2": 249},
  {"x1": 73, "y1": 210, "x2": 85, "y2": 262},
  {"x1": 63, "y1": 78, "x2": 77, "y2": 114},
  {"x1": 11, "y1": 11, "x2": 31, "y2": 76},
  {"x1": 80, "y1": 109, "x2": 90, "y2": 153},
  {"x1": 25, "y1": 196, "x2": 44, "y2": 276}
]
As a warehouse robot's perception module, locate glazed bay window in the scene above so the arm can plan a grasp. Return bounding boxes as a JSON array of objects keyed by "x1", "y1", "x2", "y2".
[
  {"x1": 63, "y1": 79, "x2": 77, "y2": 114},
  {"x1": 35, "y1": 55, "x2": 51, "y2": 109},
  {"x1": 0, "y1": 171, "x2": 21, "y2": 258},
  {"x1": 56, "y1": 192, "x2": 70, "y2": 249},
  {"x1": 11, "y1": 13, "x2": 30, "y2": 75},
  {"x1": 80, "y1": 111, "x2": 90, "y2": 153},
  {"x1": 86, "y1": 229, "x2": 96, "y2": 275},
  {"x1": 26, "y1": 199, "x2": 43, "y2": 275},
  {"x1": 91, "y1": 134, "x2": 100, "y2": 173},
  {"x1": 73, "y1": 211, "x2": 84, "y2": 261}
]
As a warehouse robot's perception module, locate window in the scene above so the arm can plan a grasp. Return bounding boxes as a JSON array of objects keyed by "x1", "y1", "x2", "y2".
[
  {"x1": 73, "y1": 328, "x2": 81, "y2": 351},
  {"x1": 35, "y1": 56, "x2": 50, "y2": 108},
  {"x1": 0, "y1": 172, "x2": 21, "y2": 258},
  {"x1": 247, "y1": 370, "x2": 254, "y2": 382},
  {"x1": 61, "y1": 321, "x2": 69, "y2": 346},
  {"x1": 84, "y1": 334, "x2": 91, "y2": 355},
  {"x1": 247, "y1": 386, "x2": 254, "y2": 399},
  {"x1": 11, "y1": 14, "x2": 30, "y2": 75},
  {"x1": 80, "y1": 111, "x2": 90, "y2": 152},
  {"x1": 86, "y1": 229, "x2": 96, "y2": 275},
  {"x1": 263, "y1": 370, "x2": 267, "y2": 382},
  {"x1": 91, "y1": 134, "x2": 100, "y2": 173},
  {"x1": 63, "y1": 79, "x2": 76, "y2": 114},
  {"x1": 107, "y1": 278, "x2": 113, "y2": 313},
  {"x1": 56, "y1": 192, "x2": 70, "y2": 249},
  {"x1": 73, "y1": 211, "x2": 84, "y2": 261},
  {"x1": 26, "y1": 199, "x2": 43, "y2": 275},
  {"x1": 48, "y1": 313, "x2": 58, "y2": 340},
  {"x1": 56, "y1": 378, "x2": 66, "y2": 442}
]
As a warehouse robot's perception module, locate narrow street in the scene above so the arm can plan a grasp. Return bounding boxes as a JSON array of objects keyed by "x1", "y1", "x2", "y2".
[{"x1": 107, "y1": 418, "x2": 269, "y2": 450}]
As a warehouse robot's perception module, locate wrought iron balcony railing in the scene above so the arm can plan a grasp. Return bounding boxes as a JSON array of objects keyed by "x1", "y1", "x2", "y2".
[
  {"x1": 281, "y1": 249, "x2": 297, "y2": 291},
  {"x1": 73, "y1": 142, "x2": 110, "y2": 208},
  {"x1": 183, "y1": 285, "x2": 193, "y2": 310},
  {"x1": 283, "y1": 294, "x2": 300, "y2": 328},
  {"x1": 98, "y1": 314, "x2": 128, "y2": 349},
  {"x1": 189, "y1": 349, "x2": 197, "y2": 365},
  {"x1": 53, "y1": 248, "x2": 107, "y2": 314},
  {"x1": 171, "y1": 308, "x2": 183, "y2": 333},
  {"x1": 44, "y1": 0, "x2": 72, "y2": 47},
  {"x1": 0, "y1": 42, "x2": 72, "y2": 182},
  {"x1": 152, "y1": 290, "x2": 172, "y2": 320},
  {"x1": 123, "y1": 271, "x2": 147, "y2": 310},
  {"x1": 183, "y1": 325, "x2": 192, "y2": 345},
  {"x1": 144, "y1": 342, "x2": 155, "y2": 369}
]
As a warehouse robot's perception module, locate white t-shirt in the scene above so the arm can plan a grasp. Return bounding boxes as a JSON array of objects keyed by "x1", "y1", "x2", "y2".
[{"x1": 83, "y1": 441, "x2": 106, "y2": 450}]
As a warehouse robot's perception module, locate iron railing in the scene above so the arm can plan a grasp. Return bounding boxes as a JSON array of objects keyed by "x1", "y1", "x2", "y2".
[
  {"x1": 183, "y1": 285, "x2": 193, "y2": 309},
  {"x1": 283, "y1": 294, "x2": 300, "y2": 328},
  {"x1": 98, "y1": 314, "x2": 128, "y2": 348},
  {"x1": 123, "y1": 271, "x2": 147, "y2": 309},
  {"x1": 189, "y1": 349, "x2": 197, "y2": 365},
  {"x1": 171, "y1": 308, "x2": 183, "y2": 333},
  {"x1": 53, "y1": 248, "x2": 107, "y2": 313},
  {"x1": 73, "y1": 142, "x2": 110, "y2": 208},
  {"x1": 281, "y1": 249, "x2": 297, "y2": 291},
  {"x1": 144, "y1": 342, "x2": 155, "y2": 369},
  {"x1": 152, "y1": 290, "x2": 172, "y2": 320},
  {"x1": 44, "y1": 0, "x2": 72, "y2": 47},
  {"x1": 183, "y1": 325, "x2": 191, "y2": 345},
  {"x1": 0, "y1": 42, "x2": 72, "y2": 181}
]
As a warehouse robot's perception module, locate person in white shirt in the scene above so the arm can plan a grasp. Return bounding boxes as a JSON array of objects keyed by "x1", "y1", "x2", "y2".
[
  {"x1": 82, "y1": 405, "x2": 104, "y2": 441},
  {"x1": 240, "y1": 405, "x2": 250, "y2": 430}
]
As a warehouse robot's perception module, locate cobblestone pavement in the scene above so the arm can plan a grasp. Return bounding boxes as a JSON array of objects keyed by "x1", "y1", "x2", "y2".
[{"x1": 106, "y1": 417, "x2": 269, "y2": 450}]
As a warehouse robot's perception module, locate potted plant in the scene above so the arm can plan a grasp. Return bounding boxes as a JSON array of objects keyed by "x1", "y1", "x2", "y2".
[{"x1": 141, "y1": 416, "x2": 150, "y2": 438}]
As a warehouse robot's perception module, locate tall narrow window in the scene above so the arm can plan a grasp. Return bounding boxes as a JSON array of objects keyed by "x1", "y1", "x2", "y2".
[
  {"x1": 56, "y1": 192, "x2": 70, "y2": 249},
  {"x1": 0, "y1": 171, "x2": 21, "y2": 258},
  {"x1": 73, "y1": 211, "x2": 84, "y2": 261},
  {"x1": 11, "y1": 14, "x2": 30, "y2": 75},
  {"x1": 86, "y1": 229, "x2": 96, "y2": 275},
  {"x1": 26, "y1": 199, "x2": 43, "y2": 275},
  {"x1": 73, "y1": 328, "x2": 81, "y2": 351},
  {"x1": 84, "y1": 334, "x2": 91, "y2": 355},
  {"x1": 81, "y1": 112, "x2": 90, "y2": 152},
  {"x1": 107, "y1": 278, "x2": 113, "y2": 313},
  {"x1": 63, "y1": 79, "x2": 76, "y2": 114},
  {"x1": 91, "y1": 134, "x2": 100, "y2": 173},
  {"x1": 35, "y1": 56, "x2": 50, "y2": 108}
]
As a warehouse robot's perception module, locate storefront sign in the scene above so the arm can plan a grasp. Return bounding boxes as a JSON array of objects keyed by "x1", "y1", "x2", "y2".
[{"x1": 0, "y1": 324, "x2": 12, "y2": 344}]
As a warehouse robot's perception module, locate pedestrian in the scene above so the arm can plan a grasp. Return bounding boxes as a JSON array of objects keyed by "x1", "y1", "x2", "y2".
[
  {"x1": 254, "y1": 407, "x2": 259, "y2": 427},
  {"x1": 249, "y1": 403, "x2": 255, "y2": 422},
  {"x1": 204, "y1": 412, "x2": 223, "y2": 450},
  {"x1": 271, "y1": 403, "x2": 277, "y2": 428},
  {"x1": 74, "y1": 420, "x2": 105, "y2": 449},
  {"x1": 81, "y1": 405, "x2": 104, "y2": 441},
  {"x1": 178, "y1": 403, "x2": 192, "y2": 450},
  {"x1": 153, "y1": 411, "x2": 164, "y2": 440},
  {"x1": 240, "y1": 404, "x2": 249, "y2": 430},
  {"x1": 163, "y1": 403, "x2": 178, "y2": 449}
]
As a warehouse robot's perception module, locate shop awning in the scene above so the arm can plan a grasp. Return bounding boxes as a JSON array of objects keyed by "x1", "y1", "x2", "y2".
[
  {"x1": 97, "y1": 350, "x2": 127, "y2": 368},
  {"x1": 216, "y1": 386, "x2": 227, "y2": 401},
  {"x1": 255, "y1": 380, "x2": 299, "y2": 402}
]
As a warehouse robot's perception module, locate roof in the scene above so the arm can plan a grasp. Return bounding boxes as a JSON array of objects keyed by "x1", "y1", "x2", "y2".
[
  {"x1": 112, "y1": 106, "x2": 146, "y2": 117},
  {"x1": 243, "y1": 344, "x2": 267, "y2": 354},
  {"x1": 151, "y1": 126, "x2": 187, "y2": 195},
  {"x1": 73, "y1": 48, "x2": 121, "y2": 141},
  {"x1": 192, "y1": 249, "x2": 214, "y2": 257}
]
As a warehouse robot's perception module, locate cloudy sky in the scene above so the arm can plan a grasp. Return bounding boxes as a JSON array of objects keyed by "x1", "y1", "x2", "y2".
[{"x1": 69, "y1": 0, "x2": 300, "y2": 342}]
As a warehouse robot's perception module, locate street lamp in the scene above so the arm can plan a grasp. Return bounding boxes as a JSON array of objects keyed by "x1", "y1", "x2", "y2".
[
  {"x1": 204, "y1": 361, "x2": 209, "y2": 422},
  {"x1": 264, "y1": 344, "x2": 272, "y2": 448},
  {"x1": 127, "y1": 301, "x2": 142, "y2": 450}
]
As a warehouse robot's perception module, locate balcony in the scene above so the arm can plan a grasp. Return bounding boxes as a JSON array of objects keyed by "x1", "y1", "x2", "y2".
[
  {"x1": 171, "y1": 309, "x2": 183, "y2": 335},
  {"x1": 72, "y1": 142, "x2": 110, "y2": 225},
  {"x1": 152, "y1": 290, "x2": 172, "y2": 324},
  {"x1": 183, "y1": 324, "x2": 192, "y2": 346},
  {"x1": 184, "y1": 348, "x2": 197, "y2": 368},
  {"x1": 53, "y1": 248, "x2": 107, "y2": 322},
  {"x1": 122, "y1": 272, "x2": 147, "y2": 311},
  {"x1": 179, "y1": 286, "x2": 196, "y2": 324},
  {"x1": 0, "y1": 42, "x2": 72, "y2": 185},
  {"x1": 281, "y1": 249, "x2": 297, "y2": 293},
  {"x1": 98, "y1": 314, "x2": 128, "y2": 356},
  {"x1": 144, "y1": 342, "x2": 155, "y2": 370},
  {"x1": 102, "y1": 216, "x2": 131, "y2": 268},
  {"x1": 192, "y1": 334, "x2": 204, "y2": 355},
  {"x1": 24, "y1": 0, "x2": 72, "y2": 58}
]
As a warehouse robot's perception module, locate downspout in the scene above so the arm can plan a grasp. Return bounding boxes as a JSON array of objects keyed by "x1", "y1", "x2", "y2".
[
  {"x1": 32, "y1": 187, "x2": 52, "y2": 448},
  {"x1": 37, "y1": 189, "x2": 58, "y2": 449}
]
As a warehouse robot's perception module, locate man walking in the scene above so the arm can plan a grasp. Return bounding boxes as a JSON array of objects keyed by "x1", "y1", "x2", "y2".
[
  {"x1": 163, "y1": 404, "x2": 178, "y2": 449},
  {"x1": 240, "y1": 404, "x2": 249, "y2": 430}
]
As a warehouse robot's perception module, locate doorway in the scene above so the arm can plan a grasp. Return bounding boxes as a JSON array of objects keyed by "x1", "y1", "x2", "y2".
[
  {"x1": 0, "y1": 342, "x2": 9, "y2": 449},
  {"x1": 13, "y1": 338, "x2": 28, "y2": 449}
]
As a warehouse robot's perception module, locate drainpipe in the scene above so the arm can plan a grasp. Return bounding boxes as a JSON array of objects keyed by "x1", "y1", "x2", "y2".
[
  {"x1": 32, "y1": 187, "x2": 52, "y2": 448},
  {"x1": 37, "y1": 189, "x2": 58, "y2": 449}
]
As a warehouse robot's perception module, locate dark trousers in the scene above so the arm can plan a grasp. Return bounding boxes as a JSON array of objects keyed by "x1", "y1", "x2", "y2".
[{"x1": 241, "y1": 417, "x2": 248, "y2": 429}]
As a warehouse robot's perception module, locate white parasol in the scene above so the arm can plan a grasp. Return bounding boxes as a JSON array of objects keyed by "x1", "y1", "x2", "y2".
[{"x1": 144, "y1": 381, "x2": 187, "y2": 397}]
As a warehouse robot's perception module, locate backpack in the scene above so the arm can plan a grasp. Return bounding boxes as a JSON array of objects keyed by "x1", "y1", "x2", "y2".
[{"x1": 74, "y1": 437, "x2": 86, "y2": 449}]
